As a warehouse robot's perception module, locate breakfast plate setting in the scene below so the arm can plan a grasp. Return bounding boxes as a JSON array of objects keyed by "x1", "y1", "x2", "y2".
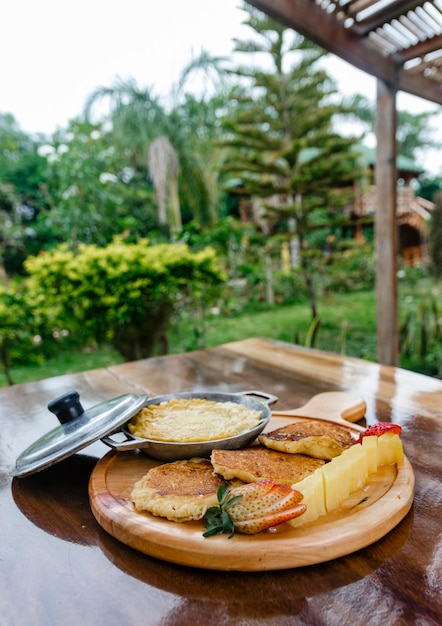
[
  {"x1": 89, "y1": 391, "x2": 414, "y2": 571},
  {"x1": 12, "y1": 389, "x2": 415, "y2": 571}
]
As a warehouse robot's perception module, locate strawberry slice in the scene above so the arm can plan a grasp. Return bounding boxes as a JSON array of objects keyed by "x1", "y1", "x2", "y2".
[
  {"x1": 231, "y1": 506, "x2": 307, "y2": 534},
  {"x1": 355, "y1": 422, "x2": 402, "y2": 444},
  {"x1": 227, "y1": 479, "x2": 306, "y2": 534}
]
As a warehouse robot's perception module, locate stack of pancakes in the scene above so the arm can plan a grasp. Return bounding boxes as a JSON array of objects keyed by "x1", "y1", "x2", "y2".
[{"x1": 131, "y1": 419, "x2": 353, "y2": 522}]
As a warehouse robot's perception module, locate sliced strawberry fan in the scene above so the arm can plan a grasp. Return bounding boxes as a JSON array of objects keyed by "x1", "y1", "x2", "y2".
[{"x1": 203, "y1": 479, "x2": 306, "y2": 537}]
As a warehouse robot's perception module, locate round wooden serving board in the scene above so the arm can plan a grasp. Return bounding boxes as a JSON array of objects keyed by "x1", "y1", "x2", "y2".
[{"x1": 89, "y1": 410, "x2": 415, "y2": 572}]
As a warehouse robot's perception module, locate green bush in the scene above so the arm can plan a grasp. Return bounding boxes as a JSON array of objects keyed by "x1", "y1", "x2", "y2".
[
  {"x1": 318, "y1": 243, "x2": 375, "y2": 293},
  {"x1": 397, "y1": 263, "x2": 432, "y2": 287},
  {"x1": 0, "y1": 282, "x2": 53, "y2": 384},
  {"x1": 24, "y1": 238, "x2": 226, "y2": 360}
]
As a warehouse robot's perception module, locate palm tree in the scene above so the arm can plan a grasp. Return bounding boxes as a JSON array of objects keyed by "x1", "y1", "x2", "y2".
[{"x1": 84, "y1": 52, "x2": 229, "y2": 233}]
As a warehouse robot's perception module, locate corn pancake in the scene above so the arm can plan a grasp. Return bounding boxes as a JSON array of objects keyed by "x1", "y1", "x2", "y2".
[
  {"x1": 259, "y1": 420, "x2": 353, "y2": 460},
  {"x1": 128, "y1": 398, "x2": 262, "y2": 442},
  {"x1": 211, "y1": 446, "x2": 324, "y2": 484},
  {"x1": 131, "y1": 457, "x2": 241, "y2": 522}
]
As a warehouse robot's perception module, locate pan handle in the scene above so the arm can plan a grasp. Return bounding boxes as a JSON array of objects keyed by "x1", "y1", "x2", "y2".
[
  {"x1": 101, "y1": 432, "x2": 142, "y2": 451},
  {"x1": 238, "y1": 390, "x2": 279, "y2": 406}
]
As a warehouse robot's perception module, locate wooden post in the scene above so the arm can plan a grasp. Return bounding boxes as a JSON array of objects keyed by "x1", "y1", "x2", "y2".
[{"x1": 375, "y1": 78, "x2": 398, "y2": 365}]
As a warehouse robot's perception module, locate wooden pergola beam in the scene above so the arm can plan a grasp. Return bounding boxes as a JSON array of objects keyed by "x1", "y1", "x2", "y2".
[
  {"x1": 248, "y1": 0, "x2": 442, "y2": 104},
  {"x1": 249, "y1": 0, "x2": 394, "y2": 80}
]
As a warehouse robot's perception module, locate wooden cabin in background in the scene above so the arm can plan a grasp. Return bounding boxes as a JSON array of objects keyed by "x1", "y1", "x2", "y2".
[
  {"x1": 345, "y1": 146, "x2": 434, "y2": 266},
  {"x1": 233, "y1": 144, "x2": 435, "y2": 268}
]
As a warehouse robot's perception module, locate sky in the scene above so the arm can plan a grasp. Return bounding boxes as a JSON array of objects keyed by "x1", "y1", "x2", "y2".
[{"x1": 1, "y1": 0, "x2": 441, "y2": 174}]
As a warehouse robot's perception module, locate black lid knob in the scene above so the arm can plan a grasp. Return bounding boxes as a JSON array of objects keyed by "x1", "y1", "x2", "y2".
[{"x1": 47, "y1": 391, "x2": 85, "y2": 424}]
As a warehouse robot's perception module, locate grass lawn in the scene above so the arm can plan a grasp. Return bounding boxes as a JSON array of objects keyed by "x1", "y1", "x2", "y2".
[
  {"x1": 196, "y1": 290, "x2": 377, "y2": 359},
  {"x1": 1, "y1": 282, "x2": 440, "y2": 387},
  {"x1": 1, "y1": 344, "x2": 125, "y2": 388},
  {"x1": 0, "y1": 289, "x2": 380, "y2": 388}
]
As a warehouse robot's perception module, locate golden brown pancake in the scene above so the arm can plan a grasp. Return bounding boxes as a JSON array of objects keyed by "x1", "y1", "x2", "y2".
[
  {"x1": 131, "y1": 457, "x2": 226, "y2": 522},
  {"x1": 211, "y1": 446, "x2": 324, "y2": 484},
  {"x1": 259, "y1": 420, "x2": 353, "y2": 460}
]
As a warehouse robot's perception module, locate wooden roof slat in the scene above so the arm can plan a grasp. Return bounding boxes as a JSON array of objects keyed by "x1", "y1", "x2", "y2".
[
  {"x1": 369, "y1": 30, "x2": 398, "y2": 55},
  {"x1": 372, "y1": 26, "x2": 405, "y2": 52},
  {"x1": 399, "y1": 13, "x2": 429, "y2": 41},
  {"x1": 382, "y1": 22, "x2": 415, "y2": 49},
  {"x1": 416, "y1": 5, "x2": 442, "y2": 33},
  {"x1": 425, "y1": 3, "x2": 442, "y2": 30},
  {"x1": 351, "y1": 1, "x2": 425, "y2": 35},
  {"x1": 391, "y1": 19, "x2": 420, "y2": 46},
  {"x1": 408, "y1": 9, "x2": 439, "y2": 38}
]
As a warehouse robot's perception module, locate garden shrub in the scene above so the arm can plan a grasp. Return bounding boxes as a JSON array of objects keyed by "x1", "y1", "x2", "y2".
[
  {"x1": 400, "y1": 294, "x2": 442, "y2": 377},
  {"x1": 0, "y1": 282, "x2": 53, "y2": 384},
  {"x1": 319, "y1": 243, "x2": 375, "y2": 293},
  {"x1": 24, "y1": 238, "x2": 225, "y2": 360}
]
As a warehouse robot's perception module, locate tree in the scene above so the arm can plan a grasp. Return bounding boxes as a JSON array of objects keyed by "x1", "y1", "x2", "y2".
[
  {"x1": 0, "y1": 113, "x2": 49, "y2": 274},
  {"x1": 417, "y1": 176, "x2": 442, "y2": 203},
  {"x1": 84, "y1": 52, "x2": 229, "y2": 233},
  {"x1": 220, "y1": 4, "x2": 361, "y2": 319},
  {"x1": 39, "y1": 118, "x2": 159, "y2": 250}
]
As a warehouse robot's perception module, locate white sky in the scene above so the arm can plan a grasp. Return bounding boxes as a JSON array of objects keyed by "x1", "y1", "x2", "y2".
[{"x1": 1, "y1": 0, "x2": 441, "y2": 174}]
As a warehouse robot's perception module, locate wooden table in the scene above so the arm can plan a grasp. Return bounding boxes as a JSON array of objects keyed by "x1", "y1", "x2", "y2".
[{"x1": 1, "y1": 338, "x2": 442, "y2": 626}]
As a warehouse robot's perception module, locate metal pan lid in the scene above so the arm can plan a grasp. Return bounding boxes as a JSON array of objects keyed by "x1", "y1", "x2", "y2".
[{"x1": 11, "y1": 391, "x2": 147, "y2": 478}]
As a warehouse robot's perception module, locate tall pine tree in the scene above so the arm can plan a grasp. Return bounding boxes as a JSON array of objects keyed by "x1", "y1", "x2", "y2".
[{"x1": 221, "y1": 4, "x2": 362, "y2": 319}]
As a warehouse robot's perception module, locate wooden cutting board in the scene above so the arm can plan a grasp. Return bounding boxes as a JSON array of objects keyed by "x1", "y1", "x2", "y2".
[{"x1": 89, "y1": 393, "x2": 415, "y2": 571}]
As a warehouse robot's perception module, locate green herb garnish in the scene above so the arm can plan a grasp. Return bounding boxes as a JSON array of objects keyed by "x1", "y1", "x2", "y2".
[{"x1": 203, "y1": 483, "x2": 243, "y2": 538}]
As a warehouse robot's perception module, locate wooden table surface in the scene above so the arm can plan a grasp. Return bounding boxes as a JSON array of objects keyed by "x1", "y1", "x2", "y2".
[{"x1": 1, "y1": 337, "x2": 442, "y2": 626}]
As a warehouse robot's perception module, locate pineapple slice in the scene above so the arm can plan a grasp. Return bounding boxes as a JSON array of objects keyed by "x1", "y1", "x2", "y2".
[
  {"x1": 362, "y1": 435, "x2": 378, "y2": 473},
  {"x1": 289, "y1": 467, "x2": 325, "y2": 526},
  {"x1": 377, "y1": 433, "x2": 404, "y2": 465},
  {"x1": 338, "y1": 443, "x2": 369, "y2": 494},
  {"x1": 322, "y1": 457, "x2": 350, "y2": 512},
  {"x1": 289, "y1": 428, "x2": 405, "y2": 528}
]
